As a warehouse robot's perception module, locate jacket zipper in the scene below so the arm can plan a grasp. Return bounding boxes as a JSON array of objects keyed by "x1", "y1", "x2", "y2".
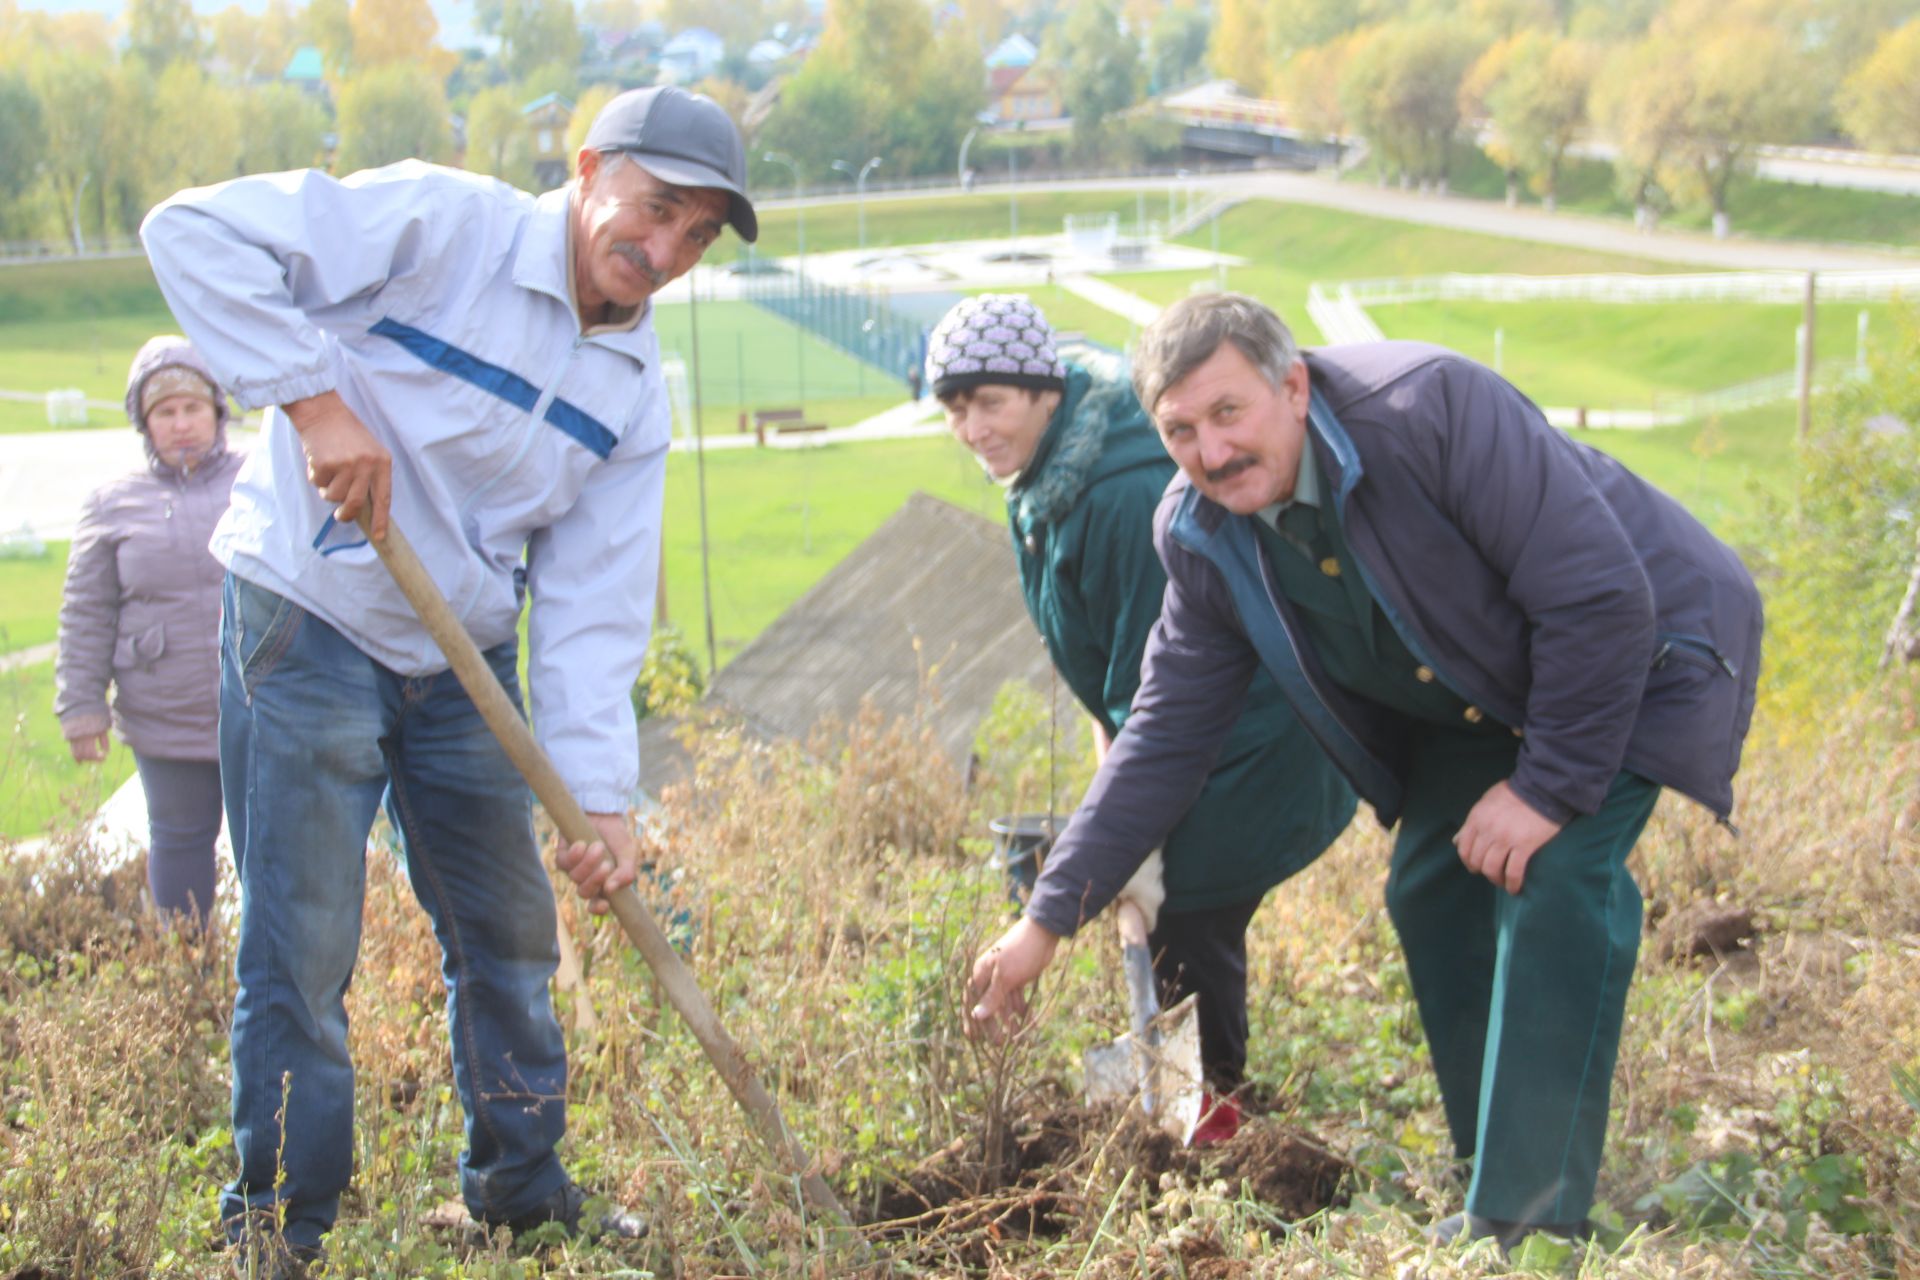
[{"x1": 459, "y1": 333, "x2": 588, "y2": 531}]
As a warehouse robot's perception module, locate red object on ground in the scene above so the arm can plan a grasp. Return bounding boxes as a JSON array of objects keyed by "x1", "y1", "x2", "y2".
[{"x1": 1190, "y1": 1091, "x2": 1242, "y2": 1146}]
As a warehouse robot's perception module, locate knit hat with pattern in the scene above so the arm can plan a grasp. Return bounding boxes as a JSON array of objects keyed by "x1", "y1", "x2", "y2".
[{"x1": 924, "y1": 293, "x2": 1067, "y2": 399}]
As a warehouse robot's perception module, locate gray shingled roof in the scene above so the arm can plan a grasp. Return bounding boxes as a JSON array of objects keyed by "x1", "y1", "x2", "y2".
[
  {"x1": 635, "y1": 491, "x2": 1074, "y2": 801},
  {"x1": 707, "y1": 491, "x2": 1058, "y2": 762}
]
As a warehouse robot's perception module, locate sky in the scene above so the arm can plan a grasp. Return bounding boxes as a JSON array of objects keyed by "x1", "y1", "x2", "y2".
[{"x1": 18, "y1": 0, "x2": 490, "y2": 53}]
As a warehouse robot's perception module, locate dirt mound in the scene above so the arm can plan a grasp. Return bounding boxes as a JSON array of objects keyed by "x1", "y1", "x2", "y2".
[
  {"x1": 865, "y1": 1102, "x2": 1349, "y2": 1241},
  {"x1": 1653, "y1": 898, "x2": 1760, "y2": 962}
]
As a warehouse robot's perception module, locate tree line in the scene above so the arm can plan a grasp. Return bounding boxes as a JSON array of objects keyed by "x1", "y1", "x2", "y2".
[
  {"x1": 0, "y1": 0, "x2": 1915, "y2": 251},
  {"x1": 1221, "y1": 0, "x2": 1920, "y2": 235}
]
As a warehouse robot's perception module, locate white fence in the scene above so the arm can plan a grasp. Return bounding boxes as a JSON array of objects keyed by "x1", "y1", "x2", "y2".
[{"x1": 1326, "y1": 269, "x2": 1920, "y2": 308}]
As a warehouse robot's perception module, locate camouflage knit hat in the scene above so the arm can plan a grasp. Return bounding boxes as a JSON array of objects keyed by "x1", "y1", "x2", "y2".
[{"x1": 924, "y1": 294, "x2": 1067, "y2": 399}]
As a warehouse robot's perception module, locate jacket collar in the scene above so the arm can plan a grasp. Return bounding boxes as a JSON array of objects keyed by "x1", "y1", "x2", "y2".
[{"x1": 514, "y1": 186, "x2": 655, "y2": 363}]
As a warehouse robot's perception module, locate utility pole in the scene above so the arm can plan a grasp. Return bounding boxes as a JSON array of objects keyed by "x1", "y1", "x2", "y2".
[{"x1": 1797, "y1": 271, "x2": 1816, "y2": 442}]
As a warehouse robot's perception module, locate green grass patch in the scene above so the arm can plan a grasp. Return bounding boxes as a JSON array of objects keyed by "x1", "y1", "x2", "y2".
[
  {"x1": 959, "y1": 281, "x2": 1142, "y2": 349},
  {"x1": 0, "y1": 541, "x2": 69, "y2": 652},
  {"x1": 1369, "y1": 299, "x2": 1890, "y2": 407},
  {"x1": 732, "y1": 188, "x2": 1171, "y2": 261},
  {"x1": 1569, "y1": 401, "x2": 1798, "y2": 537},
  {"x1": 0, "y1": 306, "x2": 177, "y2": 405},
  {"x1": 1110, "y1": 197, "x2": 1689, "y2": 345},
  {"x1": 0, "y1": 254, "x2": 167, "y2": 323},
  {"x1": 660, "y1": 433, "x2": 999, "y2": 669},
  {"x1": 0, "y1": 659, "x2": 137, "y2": 840}
]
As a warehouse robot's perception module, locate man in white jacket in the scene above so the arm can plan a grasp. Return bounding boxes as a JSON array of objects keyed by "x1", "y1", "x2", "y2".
[{"x1": 141, "y1": 87, "x2": 755, "y2": 1273}]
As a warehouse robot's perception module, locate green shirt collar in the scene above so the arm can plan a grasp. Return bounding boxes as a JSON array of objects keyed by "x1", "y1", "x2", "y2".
[{"x1": 1254, "y1": 438, "x2": 1321, "y2": 531}]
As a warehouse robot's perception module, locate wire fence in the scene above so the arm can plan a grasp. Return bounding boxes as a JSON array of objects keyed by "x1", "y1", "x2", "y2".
[{"x1": 739, "y1": 269, "x2": 924, "y2": 393}]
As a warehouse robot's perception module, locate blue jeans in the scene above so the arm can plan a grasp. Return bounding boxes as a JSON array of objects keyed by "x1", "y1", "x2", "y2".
[{"x1": 218, "y1": 573, "x2": 568, "y2": 1250}]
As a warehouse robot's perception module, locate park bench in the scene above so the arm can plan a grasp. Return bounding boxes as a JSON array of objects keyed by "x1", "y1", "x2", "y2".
[{"x1": 747, "y1": 406, "x2": 827, "y2": 445}]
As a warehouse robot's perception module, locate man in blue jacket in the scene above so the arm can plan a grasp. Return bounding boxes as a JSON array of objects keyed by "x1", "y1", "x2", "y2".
[
  {"x1": 142, "y1": 87, "x2": 754, "y2": 1274},
  {"x1": 967, "y1": 293, "x2": 1761, "y2": 1247},
  {"x1": 928, "y1": 295, "x2": 1354, "y2": 1140}
]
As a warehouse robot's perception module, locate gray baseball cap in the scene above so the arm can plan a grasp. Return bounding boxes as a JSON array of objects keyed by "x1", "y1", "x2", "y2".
[{"x1": 584, "y1": 86, "x2": 758, "y2": 243}]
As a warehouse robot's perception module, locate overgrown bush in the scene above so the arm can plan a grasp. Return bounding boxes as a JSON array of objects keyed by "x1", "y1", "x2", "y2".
[{"x1": 1752, "y1": 303, "x2": 1920, "y2": 731}]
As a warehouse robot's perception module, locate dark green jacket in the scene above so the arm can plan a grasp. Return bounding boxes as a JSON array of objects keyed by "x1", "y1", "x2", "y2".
[{"x1": 1006, "y1": 362, "x2": 1355, "y2": 912}]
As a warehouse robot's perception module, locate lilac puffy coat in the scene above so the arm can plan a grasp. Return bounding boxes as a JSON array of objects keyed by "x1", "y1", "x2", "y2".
[{"x1": 54, "y1": 337, "x2": 245, "y2": 761}]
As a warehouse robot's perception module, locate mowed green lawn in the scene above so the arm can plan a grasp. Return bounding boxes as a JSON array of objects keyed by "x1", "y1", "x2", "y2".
[
  {"x1": 0, "y1": 659, "x2": 137, "y2": 840},
  {"x1": 1109, "y1": 198, "x2": 1690, "y2": 344},
  {"x1": 659, "y1": 432, "x2": 1002, "y2": 666},
  {"x1": 732, "y1": 188, "x2": 1172, "y2": 261},
  {"x1": 960, "y1": 281, "x2": 1142, "y2": 349},
  {"x1": 1368, "y1": 299, "x2": 1891, "y2": 407},
  {"x1": 0, "y1": 541, "x2": 68, "y2": 651}
]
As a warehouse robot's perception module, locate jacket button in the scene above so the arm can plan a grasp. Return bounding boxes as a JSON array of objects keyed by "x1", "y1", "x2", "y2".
[
  {"x1": 1462, "y1": 706, "x2": 1484, "y2": 724},
  {"x1": 1414, "y1": 665, "x2": 1434, "y2": 683},
  {"x1": 1319, "y1": 557, "x2": 1341, "y2": 577},
  {"x1": 1023, "y1": 533, "x2": 1037, "y2": 554},
  {"x1": 1512, "y1": 726, "x2": 1524, "y2": 738}
]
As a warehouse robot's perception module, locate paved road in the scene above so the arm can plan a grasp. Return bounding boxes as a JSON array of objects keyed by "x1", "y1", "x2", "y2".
[{"x1": 761, "y1": 170, "x2": 1914, "y2": 274}]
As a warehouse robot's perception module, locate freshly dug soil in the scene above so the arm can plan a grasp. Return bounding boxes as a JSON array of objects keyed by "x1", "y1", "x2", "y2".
[{"x1": 864, "y1": 1101, "x2": 1349, "y2": 1239}]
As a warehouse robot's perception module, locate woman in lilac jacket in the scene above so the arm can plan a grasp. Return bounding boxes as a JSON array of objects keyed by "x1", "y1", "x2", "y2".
[{"x1": 55, "y1": 336, "x2": 245, "y2": 924}]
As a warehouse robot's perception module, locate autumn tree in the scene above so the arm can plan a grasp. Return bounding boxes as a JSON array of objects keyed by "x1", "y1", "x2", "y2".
[
  {"x1": 210, "y1": 0, "x2": 299, "y2": 79},
  {"x1": 1462, "y1": 29, "x2": 1591, "y2": 209},
  {"x1": 0, "y1": 70, "x2": 45, "y2": 221},
  {"x1": 1588, "y1": 34, "x2": 1687, "y2": 229},
  {"x1": 1053, "y1": 0, "x2": 1141, "y2": 161},
  {"x1": 500, "y1": 0, "x2": 581, "y2": 82},
  {"x1": 1146, "y1": 4, "x2": 1209, "y2": 93},
  {"x1": 1339, "y1": 19, "x2": 1485, "y2": 189},
  {"x1": 565, "y1": 83, "x2": 621, "y2": 169},
  {"x1": 464, "y1": 84, "x2": 537, "y2": 188},
  {"x1": 350, "y1": 0, "x2": 455, "y2": 78},
  {"x1": 1206, "y1": 0, "x2": 1267, "y2": 95},
  {"x1": 1839, "y1": 19, "x2": 1920, "y2": 154},
  {"x1": 145, "y1": 64, "x2": 243, "y2": 204},
  {"x1": 1278, "y1": 30, "x2": 1365, "y2": 143},
  {"x1": 240, "y1": 82, "x2": 329, "y2": 173},
  {"x1": 759, "y1": 0, "x2": 982, "y2": 180},
  {"x1": 334, "y1": 63, "x2": 453, "y2": 170},
  {"x1": 127, "y1": 0, "x2": 201, "y2": 71},
  {"x1": 303, "y1": 0, "x2": 355, "y2": 79},
  {"x1": 1663, "y1": 11, "x2": 1803, "y2": 237},
  {"x1": 24, "y1": 49, "x2": 112, "y2": 248}
]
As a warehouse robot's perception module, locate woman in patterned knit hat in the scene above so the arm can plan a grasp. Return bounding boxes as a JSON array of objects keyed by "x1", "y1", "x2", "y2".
[
  {"x1": 55, "y1": 336, "x2": 246, "y2": 926},
  {"x1": 928, "y1": 294, "x2": 1355, "y2": 1138}
]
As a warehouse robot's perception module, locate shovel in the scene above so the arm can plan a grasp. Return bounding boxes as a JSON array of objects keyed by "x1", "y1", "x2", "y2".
[
  {"x1": 359, "y1": 514, "x2": 857, "y2": 1236},
  {"x1": 1081, "y1": 896, "x2": 1205, "y2": 1143}
]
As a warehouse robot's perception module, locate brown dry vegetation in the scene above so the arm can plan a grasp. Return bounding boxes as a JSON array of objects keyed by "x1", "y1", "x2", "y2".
[{"x1": 1, "y1": 683, "x2": 1916, "y2": 1279}]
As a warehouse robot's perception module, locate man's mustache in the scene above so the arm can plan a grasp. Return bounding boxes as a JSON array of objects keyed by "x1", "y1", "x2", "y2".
[
  {"x1": 614, "y1": 242, "x2": 668, "y2": 287},
  {"x1": 1205, "y1": 455, "x2": 1256, "y2": 485}
]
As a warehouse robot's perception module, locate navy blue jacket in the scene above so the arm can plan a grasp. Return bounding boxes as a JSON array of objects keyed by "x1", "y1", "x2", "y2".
[{"x1": 1026, "y1": 341, "x2": 1762, "y2": 938}]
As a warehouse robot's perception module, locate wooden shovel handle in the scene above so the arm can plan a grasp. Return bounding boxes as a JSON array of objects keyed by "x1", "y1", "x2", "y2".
[{"x1": 360, "y1": 515, "x2": 856, "y2": 1234}]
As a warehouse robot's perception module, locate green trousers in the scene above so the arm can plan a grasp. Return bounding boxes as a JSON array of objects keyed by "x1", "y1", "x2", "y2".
[{"x1": 1385, "y1": 728, "x2": 1659, "y2": 1226}]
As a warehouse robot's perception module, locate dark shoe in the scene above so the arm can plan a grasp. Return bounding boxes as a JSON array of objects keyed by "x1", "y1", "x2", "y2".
[
  {"x1": 229, "y1": 1236, "x2": 322, "y2": 1280},
  {"x1": 1428, "y1": 1212, "x2": 1587, "y2": 1251},
  {"x1": 491, "y1": 1179, "x2": 648, "y2": 1242}
]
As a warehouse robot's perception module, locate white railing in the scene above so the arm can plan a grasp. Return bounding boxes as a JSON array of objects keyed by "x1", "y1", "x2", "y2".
[
  {"x1": 1325, "y1": 269, "x2": 1920, "y2": 307},
  {"x1": 1305, "y1": 282, "x2": 1386, "y2": 344}
]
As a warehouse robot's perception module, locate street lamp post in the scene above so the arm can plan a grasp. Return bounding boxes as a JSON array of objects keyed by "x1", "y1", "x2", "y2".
[
  {"x1": 832, "y1": 156, "x2": 883, "y2": 253},
  {"x1": 957, "y1": 126, "x2": 979, "y2": 190},
  {"x1": 761, "y1": 150, "x2": 805, "y2": 275}
]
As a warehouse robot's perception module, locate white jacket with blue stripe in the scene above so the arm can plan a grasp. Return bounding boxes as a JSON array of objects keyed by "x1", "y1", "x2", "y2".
[{"x1": 141, "y1": 161, "x2": 667, "y2": 813}]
